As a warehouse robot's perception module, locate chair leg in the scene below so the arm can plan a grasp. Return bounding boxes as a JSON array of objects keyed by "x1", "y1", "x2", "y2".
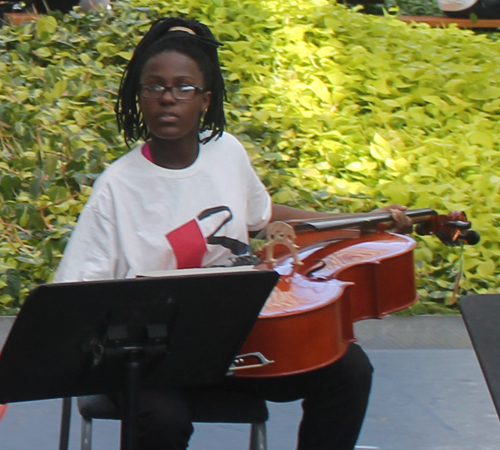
[
  {"x1": 59, "y1": 398, "x2": 72, "y2": 450},
  {"x1": 77, "y1": 410, "x2": 266, "y2": 450},
  {"x1": 249, "y1": 422, "x2": 267, "y2": 450},
  {"x1": 81, "y1": 416, "x2": 93, "y2": 450}
]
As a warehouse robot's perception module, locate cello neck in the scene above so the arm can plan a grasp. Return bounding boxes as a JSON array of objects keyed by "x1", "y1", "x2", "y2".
[{"x1": 291, "y1": 208, "x2": 438, "y2": 233}]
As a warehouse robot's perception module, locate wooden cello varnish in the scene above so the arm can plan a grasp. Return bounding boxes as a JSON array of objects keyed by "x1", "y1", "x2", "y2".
[
  {"x1": 235, "y1": 208, "x2": 478, "y2": 378},
  {"x1": 236, "y1": 230, "x2": 418, "y2": 378}
]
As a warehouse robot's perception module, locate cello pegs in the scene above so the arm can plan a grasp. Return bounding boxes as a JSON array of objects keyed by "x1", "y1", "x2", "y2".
[{"x1": 462, "y1": 230, "x2": 481, "y2": 245}]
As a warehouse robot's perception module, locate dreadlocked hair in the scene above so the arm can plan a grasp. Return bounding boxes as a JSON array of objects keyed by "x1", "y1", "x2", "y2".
[{"x1": 115, "y1": 17, "x2": 226, "y2": 146}]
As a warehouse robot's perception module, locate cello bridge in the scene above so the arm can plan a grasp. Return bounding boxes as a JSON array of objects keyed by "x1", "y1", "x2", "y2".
[{"x1": 263, "y1": 222, "x2": 302, "y2": 266}]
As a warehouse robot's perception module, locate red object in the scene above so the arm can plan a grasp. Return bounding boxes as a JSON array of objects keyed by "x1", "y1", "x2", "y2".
[
  {"x1": 166, "y1": 219, "x2": 207, "y2": 269},
  {"x1": 236, "y1": 209, "x2": 478, "y2": 378},
  {"x1": 0, "y1": 404, "x2": 7, "y2": 422}
]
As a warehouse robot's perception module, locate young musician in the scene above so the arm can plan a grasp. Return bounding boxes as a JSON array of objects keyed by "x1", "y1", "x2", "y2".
[{"x1": 54, "y1": 17, "x2": 411, "y2": 450}]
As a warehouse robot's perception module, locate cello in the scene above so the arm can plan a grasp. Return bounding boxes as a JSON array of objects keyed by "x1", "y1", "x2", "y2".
[{"x1": 232, "y1": 208, "x2": 480, "y2": 377}]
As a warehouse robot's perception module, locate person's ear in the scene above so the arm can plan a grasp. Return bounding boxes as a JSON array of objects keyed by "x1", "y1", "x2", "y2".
[{"x1": 201, "y1": 91, "x2": 211, "y2": 115}]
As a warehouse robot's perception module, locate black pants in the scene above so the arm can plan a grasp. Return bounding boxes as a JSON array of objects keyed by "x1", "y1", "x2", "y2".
[{"x1": 117, "y1": 343, "x2": 373, "y2": 450}]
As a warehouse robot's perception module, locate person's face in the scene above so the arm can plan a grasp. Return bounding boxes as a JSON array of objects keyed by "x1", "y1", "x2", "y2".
[{"x1": 139, "y1": 50, "x2": 211, "y2": 143}]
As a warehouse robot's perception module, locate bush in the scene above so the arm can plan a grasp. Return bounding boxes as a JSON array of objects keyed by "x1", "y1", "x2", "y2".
[{"x1": 0, "y1": 0, "x2": 499, "y2": 314}]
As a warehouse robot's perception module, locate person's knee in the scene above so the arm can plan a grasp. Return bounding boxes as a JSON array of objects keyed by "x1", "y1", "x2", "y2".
[
  {"x1": 354, "y1": 344, "x2": 374, "y2": 377},
  {"x1": 339, "y1": 344, "x2": 373, "y2": 383}
]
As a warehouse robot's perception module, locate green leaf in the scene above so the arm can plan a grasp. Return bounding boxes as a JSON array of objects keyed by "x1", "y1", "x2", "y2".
[
  {"x1": 477, "y1": 260, "x2": 495, "y2": 278},
  {"x1": 52, "y1": 80, "x2": 68, "y2": 99},
  {"x1": 36, "y1": 15, "x2": 58, "y2": 39},
  {"x1": 35, "y1": 47, "x2": 53, "y2": 58},
  {"x1": 309, "y1": 77, "x2": 331, "y2": 103},
  {"x1": 346, "y1": 161, "x2": 365, "y2": 172},
  {"x1": 4, "y1": 269, "x2": 21, "y2": 298}
]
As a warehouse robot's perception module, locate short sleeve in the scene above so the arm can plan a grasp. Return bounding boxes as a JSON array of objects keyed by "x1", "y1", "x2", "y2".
[{"x1": 53, "y1": 200, "x2": 123, "y2": 283}]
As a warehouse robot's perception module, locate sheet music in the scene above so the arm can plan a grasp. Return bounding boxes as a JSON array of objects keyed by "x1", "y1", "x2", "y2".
[{"x1": 138, "y1": 265, "x2": 258, "y2": 278}]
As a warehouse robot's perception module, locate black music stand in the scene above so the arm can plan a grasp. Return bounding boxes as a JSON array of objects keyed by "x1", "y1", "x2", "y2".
[
  {"x1": 0, "y1": 269, "x2": 279, "y2": 450},
  {"x1": 460, "y1": 294, "x2": 500, "y2": 419}
]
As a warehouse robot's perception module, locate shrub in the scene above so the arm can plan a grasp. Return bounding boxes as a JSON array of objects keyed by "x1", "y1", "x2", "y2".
[{"x1": 0, "y1": 0, "x2": 499, "y2": 314}]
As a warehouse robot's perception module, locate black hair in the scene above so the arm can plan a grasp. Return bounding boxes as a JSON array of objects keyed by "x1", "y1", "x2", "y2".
[{"x1": 115, "y1": 17, "x2": 226, "y2": 146}]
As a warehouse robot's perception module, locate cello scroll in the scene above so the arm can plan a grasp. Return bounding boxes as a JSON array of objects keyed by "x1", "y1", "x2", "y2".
[{"x1": 414, "y1": 210, "x2": 480, "y2": 246}]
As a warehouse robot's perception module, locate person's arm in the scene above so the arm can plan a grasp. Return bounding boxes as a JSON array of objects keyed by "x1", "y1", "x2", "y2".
[{"x1": 271, "y1": 203, "x2": 413, "y2": 234}]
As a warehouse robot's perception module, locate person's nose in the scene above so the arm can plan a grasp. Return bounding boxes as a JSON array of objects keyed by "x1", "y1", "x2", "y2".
[{"x1": 159, "y1": 87, "x2": 176, "y2": 103}]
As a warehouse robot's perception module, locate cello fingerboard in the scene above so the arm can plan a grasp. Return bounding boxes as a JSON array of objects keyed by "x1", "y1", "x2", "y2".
[{"x1": 293, "y1": 208, "x2": 437, "y2": 232}]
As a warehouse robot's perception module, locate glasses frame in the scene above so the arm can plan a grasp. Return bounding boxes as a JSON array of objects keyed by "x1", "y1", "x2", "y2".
[{"x1": 139, "y1": 84, "x2": 206, "y2": 101}]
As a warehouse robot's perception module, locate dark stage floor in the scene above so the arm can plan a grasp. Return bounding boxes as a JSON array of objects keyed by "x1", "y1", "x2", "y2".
[{"x1": 1, "y1": 315, "x2": 499, "y2": 450}]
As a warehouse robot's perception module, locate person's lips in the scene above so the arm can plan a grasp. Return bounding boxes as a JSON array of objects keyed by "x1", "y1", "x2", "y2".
[{"x1": 157, "y1": 112, "x2": 180, "y2": 123}]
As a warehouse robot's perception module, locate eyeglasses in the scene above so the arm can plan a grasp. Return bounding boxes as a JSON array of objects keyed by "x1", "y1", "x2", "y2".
[{"x1": 139, "y1": 84, "x2": 205, "y2": 100}]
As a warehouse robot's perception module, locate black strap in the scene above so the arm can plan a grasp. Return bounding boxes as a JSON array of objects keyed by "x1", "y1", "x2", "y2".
[{"x1": 197, "y1": 206, "x2": 249, "y2": 255}]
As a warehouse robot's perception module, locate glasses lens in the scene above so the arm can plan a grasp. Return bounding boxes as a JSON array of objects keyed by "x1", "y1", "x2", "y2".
[
  {"x1": 140, "y1": 85, "x2": 201, "y2": 100},
  {"x1": 173, "y1": 86, "x2": 196, "y2": 100},
  {"x1": 141, "y1": 85, "x2": 163, "y2": 99}
]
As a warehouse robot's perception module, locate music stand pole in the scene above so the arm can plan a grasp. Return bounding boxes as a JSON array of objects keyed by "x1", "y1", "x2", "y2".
[
  {"x1": 101, "y1": 320, "x2": 169, "y2": 450},
  {"x1": 121, "y1": 349, "x2": 142, "y2": 450}
]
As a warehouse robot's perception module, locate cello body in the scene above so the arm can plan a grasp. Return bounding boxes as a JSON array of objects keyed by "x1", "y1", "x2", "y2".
[{"x1": 236, "y1": 232, "x2": 418, "y2": 377}]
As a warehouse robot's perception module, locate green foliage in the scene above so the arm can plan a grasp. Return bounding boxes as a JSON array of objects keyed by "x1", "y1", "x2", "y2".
[{"x1": 1, "y1": 0, "x2": 500, "y2": 314}]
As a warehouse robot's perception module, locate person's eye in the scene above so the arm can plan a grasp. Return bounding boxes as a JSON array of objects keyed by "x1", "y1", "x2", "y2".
[
  {"x1": 142, "y1": 85, "x2": 163, "y2": 93},
  {"x1": 178, "y1": 85, "x2": 196, "y2": 92}
]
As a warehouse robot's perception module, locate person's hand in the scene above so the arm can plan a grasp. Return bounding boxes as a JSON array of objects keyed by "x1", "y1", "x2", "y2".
[{"x1": 372, "y1": 204, "x2": 413, "y2": 234}]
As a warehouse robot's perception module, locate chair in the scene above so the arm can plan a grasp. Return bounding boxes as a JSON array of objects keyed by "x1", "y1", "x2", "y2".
[{"x1": 59, "y1": 390, "x2": 268, "y2": 450}]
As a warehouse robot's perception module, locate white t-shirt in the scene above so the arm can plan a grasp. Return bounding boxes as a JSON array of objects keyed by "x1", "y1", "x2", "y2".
[{"x1": 53, "y1": 132, "x2": 272, "y2": 282}]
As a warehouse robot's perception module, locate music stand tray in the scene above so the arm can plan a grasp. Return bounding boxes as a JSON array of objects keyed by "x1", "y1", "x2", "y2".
[
  {"x1": 460, "y1": 294, "x2": 500, "y2": 419},
  {"x1": 0, "y1": 268, "x2": 279, "y2": 405}
]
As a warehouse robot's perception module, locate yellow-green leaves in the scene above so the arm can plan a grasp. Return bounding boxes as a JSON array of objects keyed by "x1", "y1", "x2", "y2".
[
  {"x1": 309, "y1": 76, "x2": 332, "y2": 103},
  {"x1": 1, "y1": 0, "x2": 500, "y2": 314},
  {"x1": 35, "y1": 15, "x2": 58, "y2": 40}
]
